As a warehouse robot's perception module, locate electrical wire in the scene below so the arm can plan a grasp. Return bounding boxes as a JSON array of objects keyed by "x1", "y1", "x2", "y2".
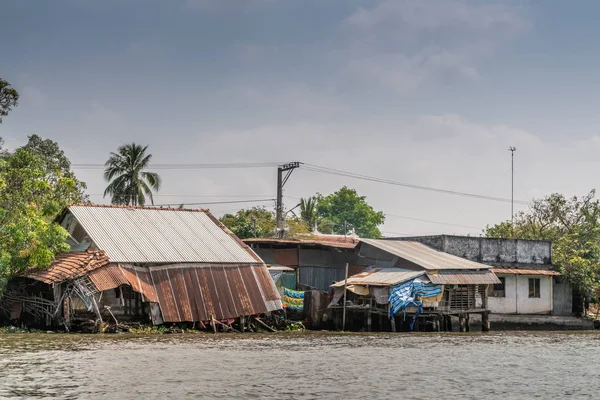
[
  {"x1": 301, "y1": 163, "x2": 529, "y2": 205},
  {"x1": 148, "y1": 198, "x2": 276, "y2": 207},
  {"x1": 72, "y1": 162, "x2": 285, "y2": 170},
  {"x1": 385, "y1": 213, "x2": 481, "y2": 229}
]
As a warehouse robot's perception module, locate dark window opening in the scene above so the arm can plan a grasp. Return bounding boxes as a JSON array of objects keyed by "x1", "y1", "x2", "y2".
[
  {"x1": 529, "y1": 278, "x2": 540, "y2": 298},
  {"x1": 492, "y1": 277, "x2": 506, "y2": 297}
]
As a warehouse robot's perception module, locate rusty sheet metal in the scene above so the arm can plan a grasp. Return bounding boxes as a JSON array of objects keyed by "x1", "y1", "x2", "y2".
[
  {"x1": 426, "y1": 270, "x2": 501, "y2": 285},
  {"x1": 117, "y1": 264, "x2": 281, "y2": 323},
  {"x1": 88, "y1": 264, "x2": 129, "y2": 291},
  {"x1": 273, "y1": 249, "x2": 299, "y2": 267},
  {"x1": 492, "y1": 268, "x2": 561, "y2": 276},
  {"x1": 331, "y1": 268, "x2": 425, "y2": 287},
  {"x1": 360, "y1": 239, "x2": 492, "y2": 271},
  {"x1": 27, "y1": 251, "x2": 109, "y2": 284},
  {"x1": 244, "y1": 237, "x2": 359, "y2": 249}
]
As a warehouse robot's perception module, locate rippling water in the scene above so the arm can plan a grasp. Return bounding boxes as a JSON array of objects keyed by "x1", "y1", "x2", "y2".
[{"x1": 0, "y1": 331, "x2": 599, "y2": 399}]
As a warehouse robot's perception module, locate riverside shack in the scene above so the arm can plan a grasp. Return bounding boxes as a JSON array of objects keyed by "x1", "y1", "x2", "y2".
[
  {"x1": 329, "y1": 239, "x2": 501, "y2": 332},
  {"x1": 0, "y1": 204, "x2": 282, "y2": 331}
]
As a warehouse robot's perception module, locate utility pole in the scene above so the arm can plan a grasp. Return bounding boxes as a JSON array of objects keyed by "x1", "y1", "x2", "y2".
[
  {"x1": 509, "y1": 147, "x2": 516, "y2": 226},
  {"x1": 276, "y1": 162, "x2": 301, "y2": 238}
]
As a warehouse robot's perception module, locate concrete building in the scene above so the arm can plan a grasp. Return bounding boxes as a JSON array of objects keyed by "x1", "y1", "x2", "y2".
[{"x1": 390, "y1": 235, "x2": 572, "y2": 316}]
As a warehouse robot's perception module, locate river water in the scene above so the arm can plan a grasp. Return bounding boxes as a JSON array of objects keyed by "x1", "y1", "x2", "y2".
[{"x1": 0, "y1": 331, "x2": 598, "y2": 399}]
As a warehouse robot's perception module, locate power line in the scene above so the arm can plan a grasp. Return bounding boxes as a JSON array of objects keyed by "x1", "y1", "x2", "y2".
[
  {"x1": 72, "y1": 162, "x2": 285, "y2": 170},
  {"x1": 148, "y1": 198, "x2": 275, "y2": 207},
  {"x1": 385, "y1": 213, "x2": 480, "y2": 229},
  {"x1": 301, "y1": 163, "x2": 530, "y2": 205},
  {"x1": 87, "y1": 193, "x2": 274, "y2": 199}
]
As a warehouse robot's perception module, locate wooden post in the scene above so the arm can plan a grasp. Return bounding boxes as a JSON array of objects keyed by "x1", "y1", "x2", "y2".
[
  {"x1": 391, "y1": 316, "x2": 396, "y2": 332},
  {"x1": 458, "y1": 314, "x2": 465, "y2": 332},
  {"x1": 482, "y1": 311, "x2": 490, "y2": 332},
  {"x1": 240, "y1": 316, "x2": 245, "y2": 333},
  {"x1": 446, "y1": 315, "x2": 452, "y2": 332},
  {"x1": 465, "y1": 313, "x2": 470, "y2": 332},
  {"x1": 367, "y1": 309, "x2": 372, "y2": 332},
  {"x1": 342, "y1": 262, "x2": 349, "y2": 331}
]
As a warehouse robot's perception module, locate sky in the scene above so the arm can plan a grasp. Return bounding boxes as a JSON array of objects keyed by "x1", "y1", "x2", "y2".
[{"x1": 2, "y1": 0, "x2": 600, "y2": 237}]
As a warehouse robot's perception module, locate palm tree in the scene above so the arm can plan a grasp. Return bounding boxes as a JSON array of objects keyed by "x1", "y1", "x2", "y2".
[
  {"x1": 300, "y1": 197, "x2": 318, "y2": 231},
  {"x1": 103, "y1": 143, "x2": 161, "y2": 206}
]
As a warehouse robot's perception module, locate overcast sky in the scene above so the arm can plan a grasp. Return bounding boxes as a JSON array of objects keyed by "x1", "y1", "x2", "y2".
[{"x1": 2, "y1": 0, "x2": 600, "y2": 237}]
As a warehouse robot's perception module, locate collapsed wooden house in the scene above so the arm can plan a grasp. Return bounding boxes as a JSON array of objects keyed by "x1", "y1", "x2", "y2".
[
  {"x1": 1, "y1": 204, "x2": 282, "y2": 330},
  {"x1": 328, "y1": 239, "x2": 501, "y2": 332}
]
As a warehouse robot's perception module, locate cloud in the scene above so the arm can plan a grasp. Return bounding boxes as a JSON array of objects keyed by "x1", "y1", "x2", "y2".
[
  {"x1": 184, "y1": 0, "x2": 276, "y2": 12},
  {"x1": 339, "y1": 0, "x2": 530, "y2": 92}
]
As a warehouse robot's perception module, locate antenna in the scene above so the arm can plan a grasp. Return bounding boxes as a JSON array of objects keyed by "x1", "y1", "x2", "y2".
[{"x1": 509, "y1": 147, "x2": 516, "y2": 227}]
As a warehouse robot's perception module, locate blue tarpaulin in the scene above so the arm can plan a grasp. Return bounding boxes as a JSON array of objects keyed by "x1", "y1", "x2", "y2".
[{"x1": 388, "y1": 278, "x2": 443, "y2": 331}]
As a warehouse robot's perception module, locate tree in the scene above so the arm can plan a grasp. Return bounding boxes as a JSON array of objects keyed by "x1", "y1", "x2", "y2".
[
  {"x1": 299, "y1": 197, "x2": 318, "y2": 231},
  {"x1": 0, "y1": 78, "x2": 19, "y2": 124},
  {"x1": 485, "y1": 190, "x2": 600, "y2": 297},
  {"x1": 316, "y1": 186, "x2": 385, "y2": 238},
  {"x1": 0, "y1": 137, "x2": 86, "y2": 289},
  {"x1": 220, "y1": 207, "x2": 276, "y2": 239},
  {"x1": 103, "y1": 143, "x2": 161, "y2": 206},
  {"x1": 219, "y1": 206, "x2": 311, "y2": 239}
]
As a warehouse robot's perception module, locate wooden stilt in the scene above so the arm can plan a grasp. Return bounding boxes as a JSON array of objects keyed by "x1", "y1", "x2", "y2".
[
  {"x1": 482, "y1": 311, "x2": 490, "y2": 332},
  {"x1": 458, "y1": 314, "x2": 465, "y2": 332},
  {"x1": 465, "y1": 313, "x2": 471, "y2": 333},
  {"x1": 367, "y1": 310, "x2": 372, "y2": 332},
  {"x1": 391, "y1": 316, "x2": 396, "y2": 332}
]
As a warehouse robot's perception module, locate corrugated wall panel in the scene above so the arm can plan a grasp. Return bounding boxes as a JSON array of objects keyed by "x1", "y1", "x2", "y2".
[{"x1": 169, "y1": 268, "x2": 194, "y2": 322}]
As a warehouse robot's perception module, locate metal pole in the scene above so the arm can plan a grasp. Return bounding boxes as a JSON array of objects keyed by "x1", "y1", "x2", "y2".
[
  {"x1": 342, "y1": 262, "x2": 349, "y2": 331},
  {"x1": 509, "y1": 147, "x2": 516, "y2": 226},
  {"x1": 276, "y1": 166, "x2": 283, "y2": 238}
]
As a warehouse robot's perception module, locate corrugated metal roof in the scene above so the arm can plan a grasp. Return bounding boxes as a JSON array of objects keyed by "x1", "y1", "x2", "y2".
[
  {"x1": 68, "y1": 205, "x2": 259, "y2": 264},
  {"x1": 360, "y1": 239, "x2": 491, "y2": 271},
  {"x1": 331, "y1": 268, "x2": 425, "y2": 287},
  {"x1": 492, "y1": 268, "x2": 561, "y2": 276},
  {"x1": 244, "y1": 237, "x2": 359, "y2": 249},
  {"x1": 26, "y1": 251, "x2": 110, "y2": 284},
  {"x1": 426, "y1": 270, "x2": 501, "y2": 285}
]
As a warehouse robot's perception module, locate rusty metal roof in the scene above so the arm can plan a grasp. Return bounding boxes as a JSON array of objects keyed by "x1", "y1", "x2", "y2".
[
  {"x1": 426, "y1": 270, "x2": 501, "y2": 285},
  {"x1": 85, "y1": 263, "x2": 281, "y2": 322},
  {"x1": 331, "y1": 268, "x2": 425, "y2": 287},
  {"x1": 492, "y1": 268, "x2": 561, "y2": 276},
  {"x1": 67, "y1": 204, "x2": 260, "y2": 264},
  {"x1": 244, "y1": 237, "x2": 359, "y2": 249},
  {"x1": 360, "y1": 239, "x2": 491, "y2": 271},
  {"x1": 27, "y1": 251, "x2": 110, "y2": 284}
]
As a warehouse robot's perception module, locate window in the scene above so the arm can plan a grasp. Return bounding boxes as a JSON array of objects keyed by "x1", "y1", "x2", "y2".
[
  {"x1": 492, "y1": 277, "x2": 506, "y2": 297},
  {"x1": 529, "y1": 278, "x2": 540, "y2": 298}
]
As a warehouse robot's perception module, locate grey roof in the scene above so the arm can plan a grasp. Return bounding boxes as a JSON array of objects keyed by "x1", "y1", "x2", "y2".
[
  {"x1": 361, "y1": 239, "x2": 491, "y2": 271},
  {"x1": 68, "y1": 205, "x2": 259, "y2": 264},
  {"x1": 331, "y1": 268, "x2": 425, "y2": 287}
]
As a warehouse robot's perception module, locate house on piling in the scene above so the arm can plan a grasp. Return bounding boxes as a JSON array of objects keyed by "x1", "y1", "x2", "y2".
[
  {"x1": 328, "y1": 239, "x2": 501, "y2": 332},
  {"x1": 389, "y1": 235, "x2": 573, "y2": 316},
  {"x1": 0, "y1": 204, "x2": 282, "y2": 330}
]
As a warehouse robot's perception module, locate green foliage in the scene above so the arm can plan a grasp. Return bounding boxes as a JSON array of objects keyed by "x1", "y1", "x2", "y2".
[
  {"x1": 0, "y1": 136, "x2": 86, "y2": 282},
  {"x1": 485, "y1": 190, "x2": 600, "y2": 297},
  {"x1": 220, "y1": 207, "x2": 276, "y2": 239},
  {"x1": 316, "y1": 186, "x2": 385, "y2": 238},
  {"x1": 299, "y1": 197, "x2": 317, "y2": 231},
  {"x1": 0, "y1": 78, "x2": 19, "y2": 124},
  {"x1": 104, "y1": 143, "x2": 161, "y2": 206}
]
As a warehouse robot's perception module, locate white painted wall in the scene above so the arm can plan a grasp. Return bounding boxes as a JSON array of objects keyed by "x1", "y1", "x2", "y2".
[{"x1": 488, "y1": 274, "x2": 553, "y2": 314}]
